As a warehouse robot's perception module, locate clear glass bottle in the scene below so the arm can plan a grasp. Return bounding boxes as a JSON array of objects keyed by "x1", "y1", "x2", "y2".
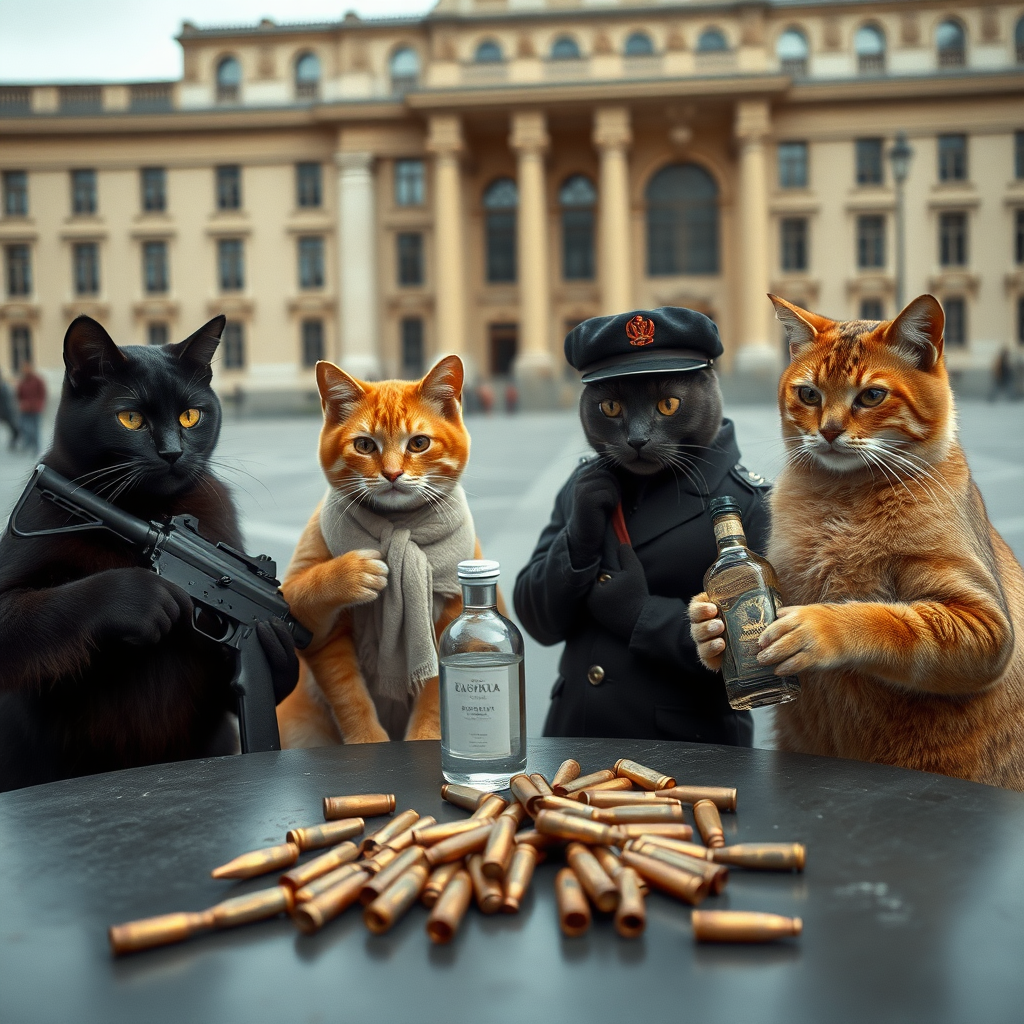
[
  {"x1": 704, "y1": 496, "x2": 801, "y2": 710},
  {"x1": 439, "y1": 560, "x2": 527, "y2": 791}
]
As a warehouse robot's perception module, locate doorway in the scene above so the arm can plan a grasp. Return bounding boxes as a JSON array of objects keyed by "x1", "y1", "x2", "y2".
[{"x1": 489, "y1": 323, "x2": 518, "y2": 378}]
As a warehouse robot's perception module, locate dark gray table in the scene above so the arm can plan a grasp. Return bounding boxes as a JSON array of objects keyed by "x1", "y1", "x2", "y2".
[{"x1": 2, "y1": 738, "x2": 1023, "y2": 1024}]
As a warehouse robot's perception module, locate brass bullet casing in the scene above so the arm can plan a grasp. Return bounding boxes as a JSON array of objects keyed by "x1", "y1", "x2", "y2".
[
  {"x1": 440, "y1": 783, "x2": 490, "y2": 813},
  {"x1": 555, "y1": 867, "x2": 591, "y2": 937},
  {"x1": 362, "y1": 845, "x2": 399, "y2": 876},
  {"x1": 471, "y1": 794, "x2": 509, "y2": 820},
  {"x1": 534, "y1": 810, "x2": 626, "y2": 847},
  {"x1": 631, "y1": 836, "x2": 711, "y2": 861},
  {"x1": 109, "y1": 911, "x2": 215, "y2": 956},
  {"x1": 592, "y1": 847, "x2": 649, "y2": 897},
  {"x1": 565, "y1": 842, "x2": 619, "y2": 913},
  {"x1": 514, "y1": 829, "x2": 558, "y2": 851},
  {"x1": 292, "y1": 869, "x2": 368, "y2": 935},
  {"x1": 413, "y1": 819, "x2": 484, "y2": 846},
  {"x1": 421, "y1": 861, "x2": 462, "y2": 909},
  {"x1": 500, "y1": 800, "x2": 529, "y2": 828},
  {"x1": 467, "y1": 853, "x2": 504, "y2": 914},
  {"x1": 575, "y1": 778, "x2": 634, "y2": 796},
  {"x1": 554, "y1": 769, "x2": 616, "y2": 797},
  {"x1": 501, "y1": 844, "x2": 539, "y2": 913},
  {"x1": 363, "y1": 864, "x2": 429, "y2": 935},
  {"x1": 323, "y1": 793, "x2": 396, "y2": 821},
  {"x1": 280, "y1": 841, "x2": 361, "y2": 893},
  {"x1": 211, "y1": 841, "x2": 300, "y2": 881},
  {"x1": 691, "y1": 910, "x2": 803, "y2": 943},
  {"x1": 529, "y1": 773, "x2": 554, "y2": 798},
  {"x1": 509, "y1": 773, "x2": 545, "y2": 816},
  {"x1": 360, "y1": 846, "x2": 428, "y2": 906},
  {"x1": 481, "y1": 814, "x2": 518, "y2": 880},
  {"x1": 294, "y1": 861, "x2": 366, "y2": 904},
  {"x1": 615, "y1": 868, "x2": 646, "y2": 939},
  {"x1": 550, "y1": 758, "x2": 582, "y2": 790},
  {"x1": 211, "y1": 885, "x2": 294, "y2": 929},
  {"x1": 617, "y1": 822, "x2": 694, "y2": 842},
  {"x1": 582, "y1": 791, "x2": 681, "y2": 808},
  {"x1": 711, "y1": 844, "x2": 806, "y2": 872},
  {"x1": 360, "y1": 809, "x2": 420, "y2": 853},
  {"x1": 693, "y1": 799, "x2": 726, "y2": 848},
  {"x1": 620, "y1": 849, "x2": 710, "y2": 906},
  {"x1": 424, "y1": 822, "x2": 495, "y2": 867},
  {"x1": 596, "y1": 804, "x2": 685, "y2": 826},
  {"x1": 426, "y1": 868, "x2": 473, "y2": 944},
  {"x1": 537, "y1": 795, "x2": 604, "y2": 820},
  {"x1": 386, "y1": 815, "x2": 436, "y2": 853},
  {"x1": 658, "y1": 786, "x2": 738, "y2": 812},
  {"x1": 286, "y1": 818, "x2": 364, "y2": 853},
  {"x1": 628, "y1": 840, "x2": 729, "y2": 894},
  {"x1": 613, "y1": 758, "x2": 676, "y2": 791}
]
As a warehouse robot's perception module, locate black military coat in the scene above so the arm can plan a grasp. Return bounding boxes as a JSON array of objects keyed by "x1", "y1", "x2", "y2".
[{"x1": 513, "y1": 420, "x2": 770, "y2": 746}]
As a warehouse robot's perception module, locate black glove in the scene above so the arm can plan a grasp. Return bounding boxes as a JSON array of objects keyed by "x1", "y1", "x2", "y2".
[
  {"x1": 256, "y1": 619, "x2": 299, "y2": 704},
  {"x1": 586, "y1": 543, "x2": 649, "y2": 641},
  {"x1": 566, "y1": 463, "x2": 621, "y2": 568}
]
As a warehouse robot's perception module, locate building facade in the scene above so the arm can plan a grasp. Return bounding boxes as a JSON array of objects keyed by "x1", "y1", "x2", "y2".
[{"x1": 2, "y1": 0, "x2": 1023, "y2": 403}]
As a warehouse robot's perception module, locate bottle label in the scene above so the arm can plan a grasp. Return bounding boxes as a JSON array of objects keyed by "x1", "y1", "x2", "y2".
[
  {"x1": 444, "y1": 665, "x2": 511, "y2": 758},
  {"x1": 713, "y1": 514, "x2": 746, "y2": 546},
  {"x1": 721, "y1": 588, "x2": 783, "y2": 682}
]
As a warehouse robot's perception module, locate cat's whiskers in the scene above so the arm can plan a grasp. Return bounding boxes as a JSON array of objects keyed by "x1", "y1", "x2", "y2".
[
  {"x1": 856, "y1": 446, "x2": 918, "y2": 502},
  {"x1": 867, "y1": 441, "x2": 958, "y2": 504}
]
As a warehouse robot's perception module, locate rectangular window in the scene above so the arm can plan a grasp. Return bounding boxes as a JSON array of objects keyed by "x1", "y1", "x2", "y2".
[
  {"x1": 401, "y1": 317, "x2": 424, "y2": 377},
  {"x1": 71, "y1": 169, "x2": 97, "y2": 215},
  {"x1": 1019, "y1": 295, "x2": 1024, "y2": 346},
  {"x1": 1016, "y1": 209, "x2": 1024, "y2": 265},
  {"x1": 73, "y1": 242, "x2": 99, "y2": 295},
  {"x1": 218, "y1": 238, "x2": 244, "y2": 291},
  {"x1": 216, "y1": 165, "x2": 241, "y2": 211},
  {"x1": 222, "y1": 322, "x2": 245, "y2": 368},
  {"x1": 3, "y1": 171, "x2": 28, "y2": 216},
  {"x1": 396, "y1": 232, "x2": 424, "y2": 286},
  {"x1": 11, "y1": 325, "x2": 32, "y2": 373},
  {"x1": 296, "y1": 163, "x2": 322, "y2": 208},
  {"x1": 301, "y1": 319, "x2": 324, "y2": 367},
  {"x1": 297, "y1": 236, "x2": 324, "y2": 289},
  {"x1": 939, "y1": 212, "x2": 968, "y2": 266},
  {"x1": 944, "y1": 297, "x2": 966, "y2": 346},
  {"x1": 855, "y1": 138, "x2": 884, "y2": 185},
  {"x1": 1016, "y1": 132, "x2": 1024, "y2": 180},
  {"x1": 778, "y1": 142, "x2": 808, "y2": 189},
  {"x1": 860, "y1": 297, "x2": 884, "y2": 320},
  {"x1": 141, "y1": 167, "x2": 166, "y2": 212},
  {"x1": 142, "y1": 240, "x2": 168, "y2": 294},
  {"x1": 148, "y1": 323, "x2": 168, "y2": 346},
  {"x1": 938, "y1": 134, "x2": 968, "y2": 182},
  {"x1": 780, "y1": 218, "x2": 808, "y2": 272},
  {"x1": 562, "y1": 209, "x2": 595, "y2": 280},
  {"x1": 5, "y1": 244, "x2": 31, "y2": 297},
  {"x1": 486, "y1": 212, "x2": 516, "y2": 283},
  {"x1": 856, "y1": 215, "x2": 886, "y2": 269},
  {"x1": 395, "y1": 159, "x2": 425, "y2": 206}
]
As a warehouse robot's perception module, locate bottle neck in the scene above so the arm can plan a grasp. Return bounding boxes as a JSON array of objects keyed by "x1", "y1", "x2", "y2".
[
  {"x1": 713, "y1": 513, "x2": 747, "y2": 553},
  {"x1": 461, "y1": 581, "x2": 498, "y2": 609}
]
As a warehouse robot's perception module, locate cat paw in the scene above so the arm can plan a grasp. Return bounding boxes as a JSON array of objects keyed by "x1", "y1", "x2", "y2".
[
  {"x1": 342, "y1": 722, "x2": 391, "y2": 744},
  {"x1": 757, "y1": 604, "x2": 843, "y2": 675},
  {"x1": 405, "y1": 720, "x2": 441, "y2": 741},
  {"x1": 332, "y1": 548, "x2": 389, "y2": 606},
  {"x1": 688, "y1": 592, "x2": 725, "y2": 672}
]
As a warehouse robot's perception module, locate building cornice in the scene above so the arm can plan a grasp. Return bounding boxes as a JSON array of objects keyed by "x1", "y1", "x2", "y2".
[{"x1": 789, "y1": 69, "x2": 1024, "y2": 104}]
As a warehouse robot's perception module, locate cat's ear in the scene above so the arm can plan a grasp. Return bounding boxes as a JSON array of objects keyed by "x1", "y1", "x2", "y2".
[
  {"x1": 418, "y1": 355, "x2": 464, "y2": 417},
  {"x1": 170, "y1": 316, "x2": 224, "y2": 367},
  {"x1": 316, "y1": 360, "x2": 365, "y2": 422},
  {"x1": 63, "y1": 316, "x2": 127, "y2": 389},
  {"x1": 884, "y1": 294, "x2": 944, "y2": 371},
  {"x1": 768, "y1": 294, "x2": 823, "y2": 360}
]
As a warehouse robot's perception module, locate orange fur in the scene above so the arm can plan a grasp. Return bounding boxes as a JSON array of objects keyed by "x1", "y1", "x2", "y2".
[{"x1": 758, "y1": 293, "x2": 1024, "y2": 789}]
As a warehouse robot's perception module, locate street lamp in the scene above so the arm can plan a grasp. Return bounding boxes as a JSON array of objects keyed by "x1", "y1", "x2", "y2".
[{"x1": 888, "y1": 132, "x2": 913, "y2": 312}]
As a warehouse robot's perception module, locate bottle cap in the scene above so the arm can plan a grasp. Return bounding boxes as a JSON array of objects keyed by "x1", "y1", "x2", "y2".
[
  {"x1": 457, "y1": 559, "x2": 500, "y2": 581},
  {"x1": 707, "y1": 496, "x2": 742, "y2": 518}
]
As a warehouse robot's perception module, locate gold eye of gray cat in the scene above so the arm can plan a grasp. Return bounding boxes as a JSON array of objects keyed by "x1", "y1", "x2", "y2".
[
  {"x1": 407, "y1": 435, "x2": 430, "y2": 453},
  {"x1": 600, "y1": 399, "x2": 622, "y2": 418},
  {"x1": 857, "y1": 388, "x2": 887, "y2": 408},
  {"x1": 117, "y1": 410, "x2": 145, "y2": 431},
  {"x1": 353, "y1": 436, "x2": 376, "y2": 455},
  {"x1": 796, "y1": 386, "x2": 821, "y2": 406},
  {"x1": 657, "y1": 397, "x2": 680, "y2": 416}
]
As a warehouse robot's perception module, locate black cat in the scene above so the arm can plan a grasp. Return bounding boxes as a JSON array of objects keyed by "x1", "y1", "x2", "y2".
[{"x1": 0, "y1": 316, "x2": 296, "y2": 792}]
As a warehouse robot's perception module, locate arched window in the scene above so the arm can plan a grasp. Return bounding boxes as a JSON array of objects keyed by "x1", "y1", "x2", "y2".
[
  {"x1": 216, "y1": 56, "x2": 241, "y2": 102},
  {"x1": 295, "y1": 52, "x2": 320, "y2": 100},
  {"x1": 936, "y1": 19, "x2": 966, "y2": 68},
  {"x1": 646, "y1": 164, "x2": 719, "y2": 276},
  {"x1": 624, "y1": 32, "x2": 654, "y2": 56},
  {"x1": 390, "y1": 47, "x2": 420, "y2": 92},
  {"x1": 1016, "y1": 17, "x2": 1024, "y2": 63},
  {"x1": 550, "y1": 36, "x2": 581, "y2": 60},
  {"x1": 696, "y1": 28, "x2": 729, "y2": 53},
  {"x1": 483, "y1": 178, "x2": 517, "y2": 283},
  {"x1": 855, "y1": 24, "x2": 886, "y2": 74},
  {"x1": 559, "y1": 175, "x2": 597, "y2": 281},
  {"x1": 475, "y1": 40, "x2": 503, "y2": 63},
  {"x1": 777, "y1": 28, "x2": 809, "y2": 76}
]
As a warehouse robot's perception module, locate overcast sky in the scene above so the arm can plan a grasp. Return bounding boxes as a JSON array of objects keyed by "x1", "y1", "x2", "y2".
[{"x1": 0, "y1": 1, "x2": 436, "y2": 82}]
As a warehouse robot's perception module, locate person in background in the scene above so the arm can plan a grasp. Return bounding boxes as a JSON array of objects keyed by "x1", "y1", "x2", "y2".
[
  {"x1": 16, "y1": 363, "x2": 46, "y2": 455},
  {"x1": 988, "y1": 349, "x2": 1014, "y2": 402},
  {"x1": 0, "y1": 368, "x2": 19, "y2": 450}
]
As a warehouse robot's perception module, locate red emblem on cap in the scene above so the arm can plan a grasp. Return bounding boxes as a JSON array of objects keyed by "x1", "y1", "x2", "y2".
[{"x1": 625, "y1": 315, "x2": 655, "y2": 347}]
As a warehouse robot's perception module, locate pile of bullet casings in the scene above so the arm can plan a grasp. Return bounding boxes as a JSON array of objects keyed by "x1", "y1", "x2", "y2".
[{"x1": 108, "y1": 757, "x2": 804, "y2": 955}]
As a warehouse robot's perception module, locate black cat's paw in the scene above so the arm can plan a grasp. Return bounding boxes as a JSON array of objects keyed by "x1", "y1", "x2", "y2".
[
  {"x1": 566, "y1": 462, "x2": 620, "y2": 566},
  {"x1": 255, "y1": 619, "x2": 299, "y2": 704},
  {"x1": 87, "y1": 567, "x2": 192, "y2": 646}
]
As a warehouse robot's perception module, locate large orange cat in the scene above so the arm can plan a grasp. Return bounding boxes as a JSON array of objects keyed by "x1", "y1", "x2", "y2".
[
  {"x1": 277, "y1": 355, "x2": 481, "y2": 746},
  {"x1": 691, "y1": 294, "x2": 1024, "y2": 789}
]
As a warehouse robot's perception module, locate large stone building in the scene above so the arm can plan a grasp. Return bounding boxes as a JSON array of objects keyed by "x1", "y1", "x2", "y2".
[{"x1": 2, "y1": 0, "x2": 1023, "y2": 404}]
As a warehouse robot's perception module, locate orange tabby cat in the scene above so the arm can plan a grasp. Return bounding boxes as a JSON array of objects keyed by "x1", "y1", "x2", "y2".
[
  {"x1": 691, "y1": 294, "x2": 1024, "y2": 789},
  {"x1": 277, "y1": 355, "x2": 481, "y2": 746}
]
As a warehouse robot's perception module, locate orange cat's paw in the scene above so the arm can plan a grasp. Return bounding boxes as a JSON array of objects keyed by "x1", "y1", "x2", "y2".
[
  {"x1": 688, "y1": 592, "x2": 725, "y2": 672},
  {"x1": 405, "y1": 719, "x2": 441, "y2": 741},
  {"x1": 342, "y1": 721, "x2": 390, "y2": 744},
  {"x1": 333, "y1": 548, "x2": 389, "y2": 606},
  {"x1": 757, "y1": 604, "x2": 844, "y2": 675}
]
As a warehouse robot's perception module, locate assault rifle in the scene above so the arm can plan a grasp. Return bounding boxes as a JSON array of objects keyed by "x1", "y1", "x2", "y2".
[{"x1": 8, "y1": 463, "x2": 312, "y2": 754}]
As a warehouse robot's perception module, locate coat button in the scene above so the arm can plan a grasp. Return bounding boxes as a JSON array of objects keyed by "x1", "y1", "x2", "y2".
[{"x1": 587, "y1": 665, "x2": 605, "y2": 686}]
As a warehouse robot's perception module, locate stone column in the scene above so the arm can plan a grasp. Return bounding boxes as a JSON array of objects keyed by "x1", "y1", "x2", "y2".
[
  {"x1": 335, "y1": 150, "x2": 380, "y2": 379},
  {"x1": 732, "y1": 99, "x2": 777, "y2": 372},
  {"x1": 593, "y1": 107, "x2": 633, "y2": 315},
  {"x1": 509, "y1": 110, "x2": 552, "y2": 378}
]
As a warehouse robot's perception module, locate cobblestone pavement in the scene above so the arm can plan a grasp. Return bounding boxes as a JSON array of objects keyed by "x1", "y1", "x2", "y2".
[{"x1": 2, "y1": 398, "x2": 1022, "y2": 746}]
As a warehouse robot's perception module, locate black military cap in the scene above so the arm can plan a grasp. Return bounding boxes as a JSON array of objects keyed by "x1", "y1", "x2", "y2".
[{"x1": 564, "y1": 306, "x2": 722, "y2": 383}]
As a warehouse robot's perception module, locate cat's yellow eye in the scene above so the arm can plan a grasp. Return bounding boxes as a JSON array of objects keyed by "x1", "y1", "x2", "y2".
[
  {"x1": 408, "y1": 435, "x2": 430, "y2": 453},
  {"x1": 796, "y1": 386, "x2": 821, "y2": 406},
  {"x1": 117, "y1": 411, "x2": 145, "y2": 431},
  {"x1": 600, "y1": 400, "x2": 622, "y2": 418},
  {"x1": 857, "y1": 388, "x2": 888, "y2": 408},
  {"x1": 353, "y1": 436, "x2": 376, "y2": 455},
  {"x1": 179, "y1": 408, "x2": 201, "y2": 429},
  {"x1": 657, "y1": 397, "x2": 680, "y2": 416}
]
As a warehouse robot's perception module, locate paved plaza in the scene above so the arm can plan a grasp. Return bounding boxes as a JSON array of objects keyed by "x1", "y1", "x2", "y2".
[{"x1": 2, "y1": 397, "x2": 1022, "y2": 747}]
